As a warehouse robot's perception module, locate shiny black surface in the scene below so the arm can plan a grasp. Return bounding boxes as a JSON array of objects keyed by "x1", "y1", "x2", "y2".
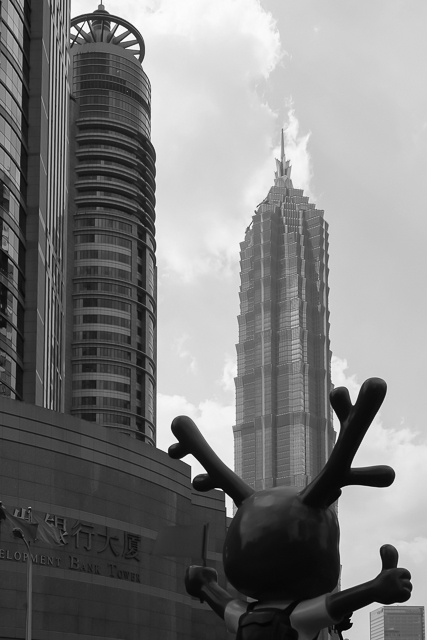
[{"x1": 224, "y1": 486, "x2": 340, "y2": 600}]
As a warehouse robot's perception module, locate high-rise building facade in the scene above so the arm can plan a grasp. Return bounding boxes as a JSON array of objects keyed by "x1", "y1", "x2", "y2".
[
  {"x1": 67, "y1": 5, "x2": 156, "y2": 444},
  {"x1": 371, "y1": 606, "x2": 425, "y2": 640},
  {"x1": 0, "y1": 0, "x2": 70, "y2": 409},
  {"x1": 234, "y1": 135, "x2": 334, "y2": 489}
]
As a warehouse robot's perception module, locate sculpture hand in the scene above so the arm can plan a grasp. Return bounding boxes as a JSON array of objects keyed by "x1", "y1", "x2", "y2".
[
  {"x1": 372, "y1": 545, "x2": 412, "y2": 604},
  {"x1": 185, "y1": 565, "x2": 218, "y2": 600}
]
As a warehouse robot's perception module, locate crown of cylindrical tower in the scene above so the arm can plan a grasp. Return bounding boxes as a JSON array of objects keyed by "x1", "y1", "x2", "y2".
[{"x1": 68, "y1": 7, "x2": 156, "y2": 445}]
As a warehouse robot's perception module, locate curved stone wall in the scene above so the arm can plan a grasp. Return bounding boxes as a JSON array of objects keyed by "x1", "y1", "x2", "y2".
[{"x1": 0, "y1": 398, "x2": 227, "y2": 640}]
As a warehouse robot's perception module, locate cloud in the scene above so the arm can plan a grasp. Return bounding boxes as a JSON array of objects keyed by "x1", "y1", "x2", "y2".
[
  {"x1": 219, "y1": 353, "x2": 237, "y2": 393},
  {"x1": 281, "y1": 108, "x2": 314, "y2": 199},
  {"x1": 330, "y1": 357, "x2": 427, "y2": 639},
  {"x1": 174, "y1": 333, "x2": 198, "y2": 374},
  {"x1": 156, "y1": 392, "x2": 235, "y2": 480},
  {"x1": 331, "y1": 354, "x2": 360, "y2": 402},
  {"x1": 139, "y1": 0, "x2": 284, "y2": 281}
]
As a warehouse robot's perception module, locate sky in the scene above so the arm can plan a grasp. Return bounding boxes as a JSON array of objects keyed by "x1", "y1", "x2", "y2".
[{"x1": 71, "y1": 1, "x2": 427, "y2": 637}]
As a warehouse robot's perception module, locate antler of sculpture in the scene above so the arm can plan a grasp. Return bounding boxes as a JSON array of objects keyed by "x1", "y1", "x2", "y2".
[
  {"x1": 300, "y1": 377, "x2": 395, "y2": 508},
  {"x1": 168, "y1": 416, "x2": 254, "y2": 507}
]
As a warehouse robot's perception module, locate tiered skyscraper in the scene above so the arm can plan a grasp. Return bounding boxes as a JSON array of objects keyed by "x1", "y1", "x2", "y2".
[
  {"x1": 67, "y1": 5, "x2": 156, "y2": 444},
  {"x1": 234, "y1": 134, "x2": 334, "y2": 489}
]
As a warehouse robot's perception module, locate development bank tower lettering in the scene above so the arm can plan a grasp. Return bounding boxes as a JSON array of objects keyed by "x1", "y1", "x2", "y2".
[
  {"x1": 0, "y1": 548, "x2": 141, "y2": 582},
  {"x1": 0, "y1": 507, "x2": 141, "y2": 583}
]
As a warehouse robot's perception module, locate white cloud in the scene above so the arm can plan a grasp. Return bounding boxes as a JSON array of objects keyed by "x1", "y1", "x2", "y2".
[
  {"x1": 330, "y1": 356, "x2": 427, "y2": 639},
  {"x1": 174, "y1": 333, "x2": 198, "y2": 374},
  {"x1": 331, "y1": 354, "x2": 360, "y2": 402},
  {"x1": 156, "y1": 392, "x2": 235, "y2": 495},
  {"x1": 280, "y1": 108, "x2": 314, "y2": 199},
  {"x1": 141, "y1": 0, "x2": 283, "y2": 281},
  {"x1": 219, "y1": 353, "x2": 237, "y2": 393}
]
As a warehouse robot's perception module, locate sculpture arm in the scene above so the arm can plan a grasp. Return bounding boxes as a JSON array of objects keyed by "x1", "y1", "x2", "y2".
[
  {"x1": 326, "y1": 545, "x2": 412, "y2": 621},
  {"x1": 185, "y1": 566, "x2": 237, "y2": 620}
]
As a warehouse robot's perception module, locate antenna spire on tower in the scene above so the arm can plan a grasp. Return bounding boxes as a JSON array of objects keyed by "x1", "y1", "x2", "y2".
[
  {"x1": 280, "y1": 128, "x2": 285, "y2": 163},
  {"x1": 274, "y1": 129, "x2": 292, "y2": 186}
]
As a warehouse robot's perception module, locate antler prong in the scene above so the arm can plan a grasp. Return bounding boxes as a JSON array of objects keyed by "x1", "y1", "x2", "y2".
[
  {"x1": 300, "y1": 378, "x2": 391, "y2": 508},
  {"x1": 168, "y1": 415, "x2": 254, "y2": 507}
]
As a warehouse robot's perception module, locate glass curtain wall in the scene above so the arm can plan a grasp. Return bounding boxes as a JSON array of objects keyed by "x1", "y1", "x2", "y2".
[
  {"x1": 234, "y1": 139, "x2": 335, "y2": 489},
  {"x1": 0, "y1": 0, "x2": 30, "y2": 400},
  {"x1": 69, "y1": 7, "x2": 156, "y2": 444}
]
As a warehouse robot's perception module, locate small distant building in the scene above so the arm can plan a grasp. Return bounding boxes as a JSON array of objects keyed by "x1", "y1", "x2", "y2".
[{"x1": 370, "y1": 606, "x2": 425, "y2": 640}]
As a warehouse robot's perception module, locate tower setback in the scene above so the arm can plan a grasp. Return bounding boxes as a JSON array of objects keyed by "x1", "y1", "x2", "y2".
[{"x1": 234, "y1": 135, "x2": 335, "y2": 489}]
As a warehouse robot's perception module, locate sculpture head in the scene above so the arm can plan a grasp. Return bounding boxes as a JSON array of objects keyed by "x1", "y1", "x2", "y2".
[
  {"x1": 169, "y1": 378, "x2": 394, "y2": 602},
  {"x1": 224, "y1": 485, "x2": 340, "y2": 600}
]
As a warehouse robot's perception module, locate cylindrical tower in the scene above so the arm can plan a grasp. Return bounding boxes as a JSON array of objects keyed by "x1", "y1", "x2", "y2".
[{"x1": 68, "y1": 5, "x2": 156, "y2": 444}]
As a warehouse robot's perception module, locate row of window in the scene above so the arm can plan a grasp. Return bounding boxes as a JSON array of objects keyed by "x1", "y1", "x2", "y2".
[
  {"x1": 75, "y1": 217, "x2": 132, "y2": 233},
  {"x1": 77, "y1": 190, "x2": 137, "y2": 206},
  {"x1": 75, "y1": 234, "x2": 131, "y2": 249},
  {"x1": 0, "y1": 52, "x2": 27, "y2": 107},
  {"x1": 78, "y1": 106, "x2": 150, "y2": 139},
  {"x1": 72, "y1": 346, "x2": 131, "y2": 360},
  {"x1": 0, "y1": 346, "x2": 22, "y2": 396},
  {"x1": 1, "y1": 217, "x2": 24, "y2": 269},
  {"x1": 81, "y1": 174, "x2": 135, "y2": 188},
  {"x1": 74, "y1": 265, "x2": 130, "y2": 280},
  {"x1": 74, "y1": 53, "x2": 150, "y2": 89},
  {"x1": 0, "y1": 180, "x2": 25, "y2": 230},
  {"x1": 1, "y1": 18, "x2": 27, "y2": 69},
  {"x1": 2, "y1": 0, "x2": 25, "y2": 47},
  {"x1": 74, "y1": 314, "x2": 130, "y2": 329},
  {"x1": 0, "y1": 105, "x2": 27, "y2": 164},
  {"x1": 0, "y1": 279, "x2": 23, "y2": 327},
  {"x1": 78, "y1": 93, "x2": 148, "y2": 121},
  {"x1": 79, "y1": 412, "x2": 131, "y2": 426},
  {"x1": 74, "y1": 65, "x2": 150, "y2": 97},
  {"x1": 0, "y1": 144, "x2": 21, "y2": 190},
  {"x1": 0, "y1": 315, "x2": 23, "y2": 356},
  {"x1": 73, "y1": 330, "x2": 131, "y2": 345},
  {"x1": 0, "y1": 248, "x2": 24, "y2": 293},
  {"x1": 75, "y1": 250, "x2": 131, "y2": 265},
  {"x1": 0, "y1": 80, "x2": 26, "y2": 131},
  {"x1": 74, "y1": 298, "x2": 130, "y2": 312},
  {"x1": 78, "y1": 143, "x2": 137, "y2": 159},
  {"x1": 78, "y1": 159, "x2": 136, "y2": 176},
  {"x1": 73, "y1": 396, "x2": 130, "y2": 409},
  {"x1": 72, "y1": 362, "x2": 130, "y2": 376},
  {"x1": 76, "y1": 79, "x2": 150, "y2": 111},
  {"x1": 72, "y1": 379, "x2": 130, "y2": 393},
  {"x1": 74, "y1": 281, "x2": 131, "y2": 296}
]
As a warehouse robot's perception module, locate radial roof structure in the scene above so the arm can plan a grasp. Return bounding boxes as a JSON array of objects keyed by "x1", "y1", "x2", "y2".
[{"x1": 70, "y1": 4, "x2": 145, "y2": 62}]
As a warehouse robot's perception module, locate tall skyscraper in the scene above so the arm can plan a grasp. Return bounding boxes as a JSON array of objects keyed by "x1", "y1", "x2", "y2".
[
  {"x1": 0, "y1": 0, "x2": 70, "y2": 409},
  {"x1": 234, "y1": 134, "x2": 334, "y2": 489},
  {"x1": 0, "y1": 8, "x2": 228, "y2": 640},
  {"x1": 67, "y1": 5, "x2": 157, "y2": 444},
  {"x1": 371, "y1": 606, "x2": 425, "y2": 640}
]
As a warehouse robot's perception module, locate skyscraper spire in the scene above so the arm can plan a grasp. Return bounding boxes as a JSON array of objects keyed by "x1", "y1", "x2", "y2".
[{"x1": 274, "y1": 129, "x2": 293, "y2": 187}]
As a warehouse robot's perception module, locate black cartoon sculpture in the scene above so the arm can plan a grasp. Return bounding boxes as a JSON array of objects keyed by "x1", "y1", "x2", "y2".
[{"x1": 168, "y1": 378, "x2": 412, "y2": 640}]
